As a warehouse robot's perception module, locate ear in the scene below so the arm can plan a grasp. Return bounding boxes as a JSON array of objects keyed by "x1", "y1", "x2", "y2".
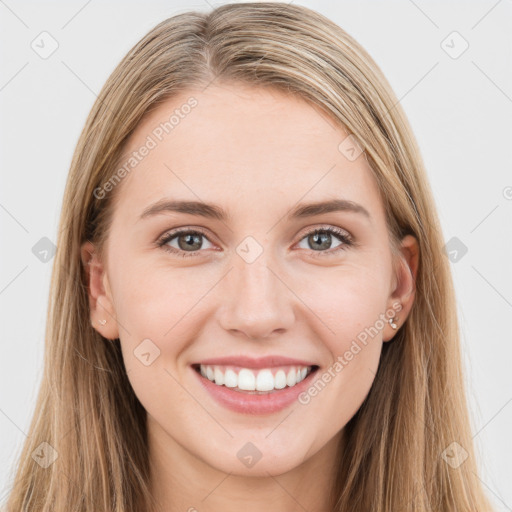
[
  {"x1": 383, "y1": 234, "x2": 419, "y2": 342},
  {"x1": 80, "y1": 240, "x2": 119, "y2": 340}
]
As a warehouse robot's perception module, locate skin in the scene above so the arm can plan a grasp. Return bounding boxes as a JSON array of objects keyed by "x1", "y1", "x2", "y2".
[{"x1": 81, "y1": 82, "x2": 418, "y2": 512}]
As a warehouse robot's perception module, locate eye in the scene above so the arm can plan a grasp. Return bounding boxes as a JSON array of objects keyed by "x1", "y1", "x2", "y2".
[
  {"x1": 157, "y1": 228, "x2": 215, "y2": 258},
  {"x1": 156, "y1": 225, "x2": 354, "y2": 258},
  {"x1": 296, "y1": 226, "x2": 353, "y2": 255}
]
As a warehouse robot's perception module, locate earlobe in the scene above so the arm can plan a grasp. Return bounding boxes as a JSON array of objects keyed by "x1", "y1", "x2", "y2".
[
  {"x1": 80, "y1": 241, "x2": 119, "y2": 340},
  {"x1": 383, "y1": 234, "x2": 419, "y2": 342}
]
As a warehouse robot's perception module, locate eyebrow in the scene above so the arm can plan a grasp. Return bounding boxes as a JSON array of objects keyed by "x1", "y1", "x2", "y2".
[
  {"x1": 139, "y1": 198, "x2": 371, "y2": 222},
  {"x1": 288, "y1": 198, "x2": 371, "y2": 221}
]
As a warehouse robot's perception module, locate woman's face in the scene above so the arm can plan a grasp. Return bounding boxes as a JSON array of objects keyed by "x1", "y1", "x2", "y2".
[{"x1": 83, "y1": 83, "x2": 417, "y2": 478}]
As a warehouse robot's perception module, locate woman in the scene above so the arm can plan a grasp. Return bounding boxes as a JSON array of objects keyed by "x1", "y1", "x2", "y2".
[{"x1": 4, "y1": 2, "x2": 495, "y2": 511}]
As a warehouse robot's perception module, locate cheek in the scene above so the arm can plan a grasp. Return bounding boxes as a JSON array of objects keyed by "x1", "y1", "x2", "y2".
[
  {"x1": 112, "y1": 262, "x2": 204, "y2": 416},
  {"x1": 293, "y1": 262, "x2": 390, "y2": 345},
  {"x1": 293, "y1": 264, "x2": 389, "y2": 422},
  {"x1": 111, "y1": 257, "x2": 211, "y2": 338}
]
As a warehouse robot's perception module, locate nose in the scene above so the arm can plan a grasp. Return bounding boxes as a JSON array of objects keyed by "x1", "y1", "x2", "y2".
[{"x1": 216, "y1": 255, "x2": 295, "y2": 340}]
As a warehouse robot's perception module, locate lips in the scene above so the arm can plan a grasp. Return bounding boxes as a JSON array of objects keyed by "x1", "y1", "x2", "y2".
[
  {"x1": 193, "y1": 364, "x2": 315, "y2": 392},
  {"x1": 192, "y1": 355, "x2": 318, "y2": 369},
  {"x1": 190, "y1": 355, "x2": 320, "y2": 414}
]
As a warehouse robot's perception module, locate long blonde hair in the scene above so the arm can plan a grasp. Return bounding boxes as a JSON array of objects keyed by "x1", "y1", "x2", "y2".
[{"x1": 3, "y1": 3, "x2": 495, "y2": 511}]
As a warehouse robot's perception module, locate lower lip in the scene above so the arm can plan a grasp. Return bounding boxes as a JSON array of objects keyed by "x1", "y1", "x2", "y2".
[{"x1": 192, "y1": 366, "x2": 319, "y2": 415}]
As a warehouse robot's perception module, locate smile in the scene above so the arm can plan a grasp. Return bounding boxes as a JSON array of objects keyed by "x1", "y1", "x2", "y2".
[
  {"x1": 191, "y1": 360, "x2": 320, "y2": 415},
  {"x1": 194, "y1": 364, "x2": 316, "y2": 393}
]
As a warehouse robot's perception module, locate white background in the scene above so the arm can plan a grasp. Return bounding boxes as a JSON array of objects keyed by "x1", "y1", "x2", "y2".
[{"x1": 1, "y1": 0, "x2": 511, "y2": 509}]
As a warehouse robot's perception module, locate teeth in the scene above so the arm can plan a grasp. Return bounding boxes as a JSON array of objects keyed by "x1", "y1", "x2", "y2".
[
  {"x1": 214, "y1": 367, "x2": 224, "y2": 386},
  {"x1": 198, "y1": 364, "x2": 313, "y2": 392},
  {"x1": 274, "y1": 370, "x2": 287, "y2": 389},
  {"x1": 224, "y1": 369, "x2": 237, "y2": 388},
  {"x1": 238, "y1": 369, "x2": 256, "y2": 391},
  {"x1": 256, "y1": 369, "x2": 274, "y2": 391},
  {"x1": 286, "y1": 368, "x2": 296, "y2": 387}
]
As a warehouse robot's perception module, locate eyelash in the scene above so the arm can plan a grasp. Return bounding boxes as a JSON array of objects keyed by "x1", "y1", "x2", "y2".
[{"x1": 156, "y1": 225, "x2": 354, "y2": 259}]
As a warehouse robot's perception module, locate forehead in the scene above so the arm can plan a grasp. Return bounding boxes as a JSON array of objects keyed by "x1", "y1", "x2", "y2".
[{"x1": 111, "y1": 83, "x2": 384, "y2": 226}]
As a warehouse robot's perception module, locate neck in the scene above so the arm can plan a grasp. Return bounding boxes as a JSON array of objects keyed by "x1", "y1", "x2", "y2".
[{"x1": 147, "y1": 418, "x2": 344, "y2": 512}]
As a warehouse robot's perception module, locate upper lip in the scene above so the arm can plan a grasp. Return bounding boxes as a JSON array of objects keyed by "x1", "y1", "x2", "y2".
[{"x1": 193, "y1": 355, "x2": 318, "y2": 369}]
